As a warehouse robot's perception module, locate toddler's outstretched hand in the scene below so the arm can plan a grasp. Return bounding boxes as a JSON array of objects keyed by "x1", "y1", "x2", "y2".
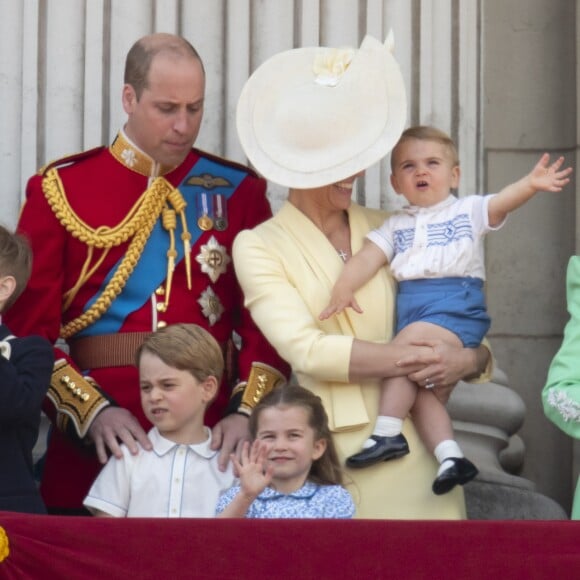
[
  {"x1": 530, "y1": 153, "x2": 573, "y2": 192},
  {"x1": 232, "y1": 440, "x2": 273, "y2": 499},
  {"x1": 319, "y1": 290, "x2": 363, "y2": 320}
]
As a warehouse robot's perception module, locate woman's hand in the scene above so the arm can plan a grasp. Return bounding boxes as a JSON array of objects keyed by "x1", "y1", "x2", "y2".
[{"x1": 397, "y1": 340, "x2": 490, "y2": 403}]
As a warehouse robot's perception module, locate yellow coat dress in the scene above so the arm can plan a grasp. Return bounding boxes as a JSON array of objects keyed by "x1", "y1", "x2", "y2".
[{"x1": 233, "y1": 201, "x2": 465, "y2": 519}]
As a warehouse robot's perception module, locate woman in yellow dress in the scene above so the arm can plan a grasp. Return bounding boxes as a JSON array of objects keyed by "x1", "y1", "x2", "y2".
[{"x1": 233, "y1": 34, "x2": 490, "y2": 518}]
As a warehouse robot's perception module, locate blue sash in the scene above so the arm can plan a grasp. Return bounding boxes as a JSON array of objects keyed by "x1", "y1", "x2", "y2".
[{"x1": 77, "y1": 155, "x2": 248, "y2": 337}]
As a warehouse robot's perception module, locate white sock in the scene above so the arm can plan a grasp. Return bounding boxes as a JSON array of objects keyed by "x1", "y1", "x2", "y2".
[
  {"x1": 434, "y1": 440, "x2": 464, "y2": 476},
  {"x1": 362, "y1": 416, "x2": 403, "y2": 449}
]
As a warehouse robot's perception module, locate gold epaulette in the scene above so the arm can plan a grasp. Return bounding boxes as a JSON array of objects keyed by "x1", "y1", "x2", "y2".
[
  {"x1": 38, "y1": 146, "x2": 106, "y2": 176},
  {"x1": 238, "y1": 362, "x2": 287, "y2": 416},
  {"x1": 47, "y1": 359, "x2": 110, "y2": 438}
]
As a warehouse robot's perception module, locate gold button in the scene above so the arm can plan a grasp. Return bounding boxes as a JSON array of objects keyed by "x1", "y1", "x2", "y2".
[
  {"x1": 157, "y1": 320, "x2": 167, "y2": 329},
  {"x1": 155, "y1": 286, "x2": 165, "y2": 296},
  {"x1": 156, "y1": 302, "x2": 167, "y2": 313}
]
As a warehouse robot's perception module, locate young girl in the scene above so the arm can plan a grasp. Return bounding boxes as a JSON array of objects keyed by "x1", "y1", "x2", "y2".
[{"x1": 216, "y1": 385, "x2": 354, "y2": 518}]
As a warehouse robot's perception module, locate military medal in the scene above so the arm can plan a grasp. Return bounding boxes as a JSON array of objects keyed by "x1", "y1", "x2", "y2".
[
  {"x1": 198, "y1": 215, "x2": 213, "y2": 231},
  {"x1": 198, "y1": 286, "x2": 224, "y2": 326},
  {"x1": 213, "y1": 194, "x2": 228, "y2": 231},
  {"x1": 195, "y1": 235, "x2": 231, "y2": 283},
  {"x1": 196, "y1": 192, "x2": 214, "y2": 231}
]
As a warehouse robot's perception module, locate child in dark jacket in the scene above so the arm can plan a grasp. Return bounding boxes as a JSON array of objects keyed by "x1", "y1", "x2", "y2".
[{"x1": 0, "y1": 224, "x2": 53, "y2": 514}]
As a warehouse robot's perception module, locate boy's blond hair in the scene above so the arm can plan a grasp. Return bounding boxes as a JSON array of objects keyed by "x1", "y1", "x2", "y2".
[
  {"x1": 0, "y1": 225, "x2": 32, "y2": 312},
  {"x1": 391, "y1": 125, "x2": 460, "y2": 170},
  {"x1": 136, "y1": 323, "x2": 224, "y2": 384}
]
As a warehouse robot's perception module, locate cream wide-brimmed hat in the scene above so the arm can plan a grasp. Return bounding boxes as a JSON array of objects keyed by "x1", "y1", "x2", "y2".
[{"x1": 236, "y1": 33, "x2": 407, "y2": 189}]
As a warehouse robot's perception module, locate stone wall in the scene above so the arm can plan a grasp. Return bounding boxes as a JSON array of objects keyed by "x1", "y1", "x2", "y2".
[{"x1": 483, "y1": 0, "x2": 578, "y2": 512}]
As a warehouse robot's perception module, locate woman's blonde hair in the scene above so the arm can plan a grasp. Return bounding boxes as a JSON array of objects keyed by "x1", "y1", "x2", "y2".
[
  {"x1": 249, "y1": 384, "x2": 345, "y2": 486},
  {"x1": 136, "y1": 323, "x2": 223, "y2": 384}
]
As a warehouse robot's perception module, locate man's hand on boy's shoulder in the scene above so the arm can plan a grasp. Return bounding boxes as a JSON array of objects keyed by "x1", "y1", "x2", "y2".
[
  {"x1": 88, "y1": 407, "x2": 152, "y2": 463},
  {"x1": 211, "y1": 413, "x2": 251, "y2": 472}
]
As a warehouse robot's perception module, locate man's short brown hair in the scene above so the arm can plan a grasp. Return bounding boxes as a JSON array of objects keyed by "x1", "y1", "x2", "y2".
[{"x1": 124, "y1": 33, "x2": 204, "y2": 100}]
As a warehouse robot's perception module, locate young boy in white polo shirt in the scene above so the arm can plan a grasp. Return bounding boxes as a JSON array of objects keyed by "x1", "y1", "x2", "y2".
[
  {"x1": 83, "y1": 323, "x2": 235, "y2": 517},
  {"x1": 320, "y1": 125, "x2": 572, "y2": 495}
]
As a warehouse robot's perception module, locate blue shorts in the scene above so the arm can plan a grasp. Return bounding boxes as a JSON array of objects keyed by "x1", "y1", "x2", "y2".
[{"x1": 395, "y1": 277, "x2": 490, "y2": 347}]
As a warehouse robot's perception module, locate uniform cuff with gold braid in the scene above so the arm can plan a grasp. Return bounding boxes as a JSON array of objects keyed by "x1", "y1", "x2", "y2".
[
  {"x1": 226, "y1": 381, "x2": 248, "y2": 416},
  {"x1": 47, "y1": 358, "x2": 114, "y2": 441},
  {"x1": 230, "y1": 362, "x2": 287, "y2": 417}
]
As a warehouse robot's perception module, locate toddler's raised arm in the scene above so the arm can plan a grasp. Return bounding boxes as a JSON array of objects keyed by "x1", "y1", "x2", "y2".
[{"x1": 488, "y1": 153, "x2": 572, "y2": 227}]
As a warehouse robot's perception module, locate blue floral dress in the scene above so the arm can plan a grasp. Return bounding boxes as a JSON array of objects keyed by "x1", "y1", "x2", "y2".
[{"x1": 216, "y1": 481, "x2": 354, "y2": 518}]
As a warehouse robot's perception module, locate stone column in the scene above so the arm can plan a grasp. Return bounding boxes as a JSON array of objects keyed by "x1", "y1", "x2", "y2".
[
  {"x1": 482, "y1": 0, "x2": 577, "y2": 512},
  {"x1": 449, "y1": 369, "x2": 567, "y2": 519}
]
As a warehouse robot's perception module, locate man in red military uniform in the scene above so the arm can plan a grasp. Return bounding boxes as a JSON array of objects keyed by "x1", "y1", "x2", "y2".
[{"x1": 5, "y1": 33, "x2": 289, "y2": 513}]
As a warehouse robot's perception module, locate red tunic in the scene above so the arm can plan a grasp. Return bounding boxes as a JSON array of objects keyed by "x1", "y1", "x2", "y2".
[{"x1": 5, "y1": 135, "x2": 289, "y2": 510}]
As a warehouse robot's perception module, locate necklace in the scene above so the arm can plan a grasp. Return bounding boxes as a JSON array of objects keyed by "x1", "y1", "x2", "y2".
[{"x1": 319, "y1": 210, "x2": 350, "y2": 263}]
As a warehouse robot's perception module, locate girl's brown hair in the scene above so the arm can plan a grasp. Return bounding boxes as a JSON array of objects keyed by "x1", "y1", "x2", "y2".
[{"x1": 249, "y1": 384, "x2": 344, "y2": 486}]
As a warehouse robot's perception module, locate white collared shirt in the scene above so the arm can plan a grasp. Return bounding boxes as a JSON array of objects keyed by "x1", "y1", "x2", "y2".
[
  {"x1": 367, "y1": 194, "x2": 505, "y2": 281},
  {"x1": 83, "y1": 427, "x2": 235, "y2": 517}
]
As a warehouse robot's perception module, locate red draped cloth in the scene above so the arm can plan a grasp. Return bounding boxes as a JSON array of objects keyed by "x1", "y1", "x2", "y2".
[{"x1": 1, "y1": 513, "x2": 579, "y2": 579}]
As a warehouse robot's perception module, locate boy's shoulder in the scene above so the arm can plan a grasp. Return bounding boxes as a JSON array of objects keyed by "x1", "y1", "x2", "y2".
[
  {"x1": 8, "y1": 334, "x2": 53, "y2": 347},
  {"x1": 107, "y1": 436, "x2": 153, "y2": 469},
  {"x1": 0, "y1": 329, "x2": 54, "y2": 362}
]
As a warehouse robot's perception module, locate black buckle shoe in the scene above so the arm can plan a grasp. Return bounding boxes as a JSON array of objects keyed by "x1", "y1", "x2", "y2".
[
  {"x1": 346, "y1": 434, "x2": 410, "y2": 469},
  {"x1": 432, "y1": 457, "x2": 478, "y2": 495}
]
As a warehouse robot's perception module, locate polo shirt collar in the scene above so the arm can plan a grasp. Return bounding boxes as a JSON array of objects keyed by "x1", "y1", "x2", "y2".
[{"x1": 149, "y1": 427, "x2": 217, "y2": 459}]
